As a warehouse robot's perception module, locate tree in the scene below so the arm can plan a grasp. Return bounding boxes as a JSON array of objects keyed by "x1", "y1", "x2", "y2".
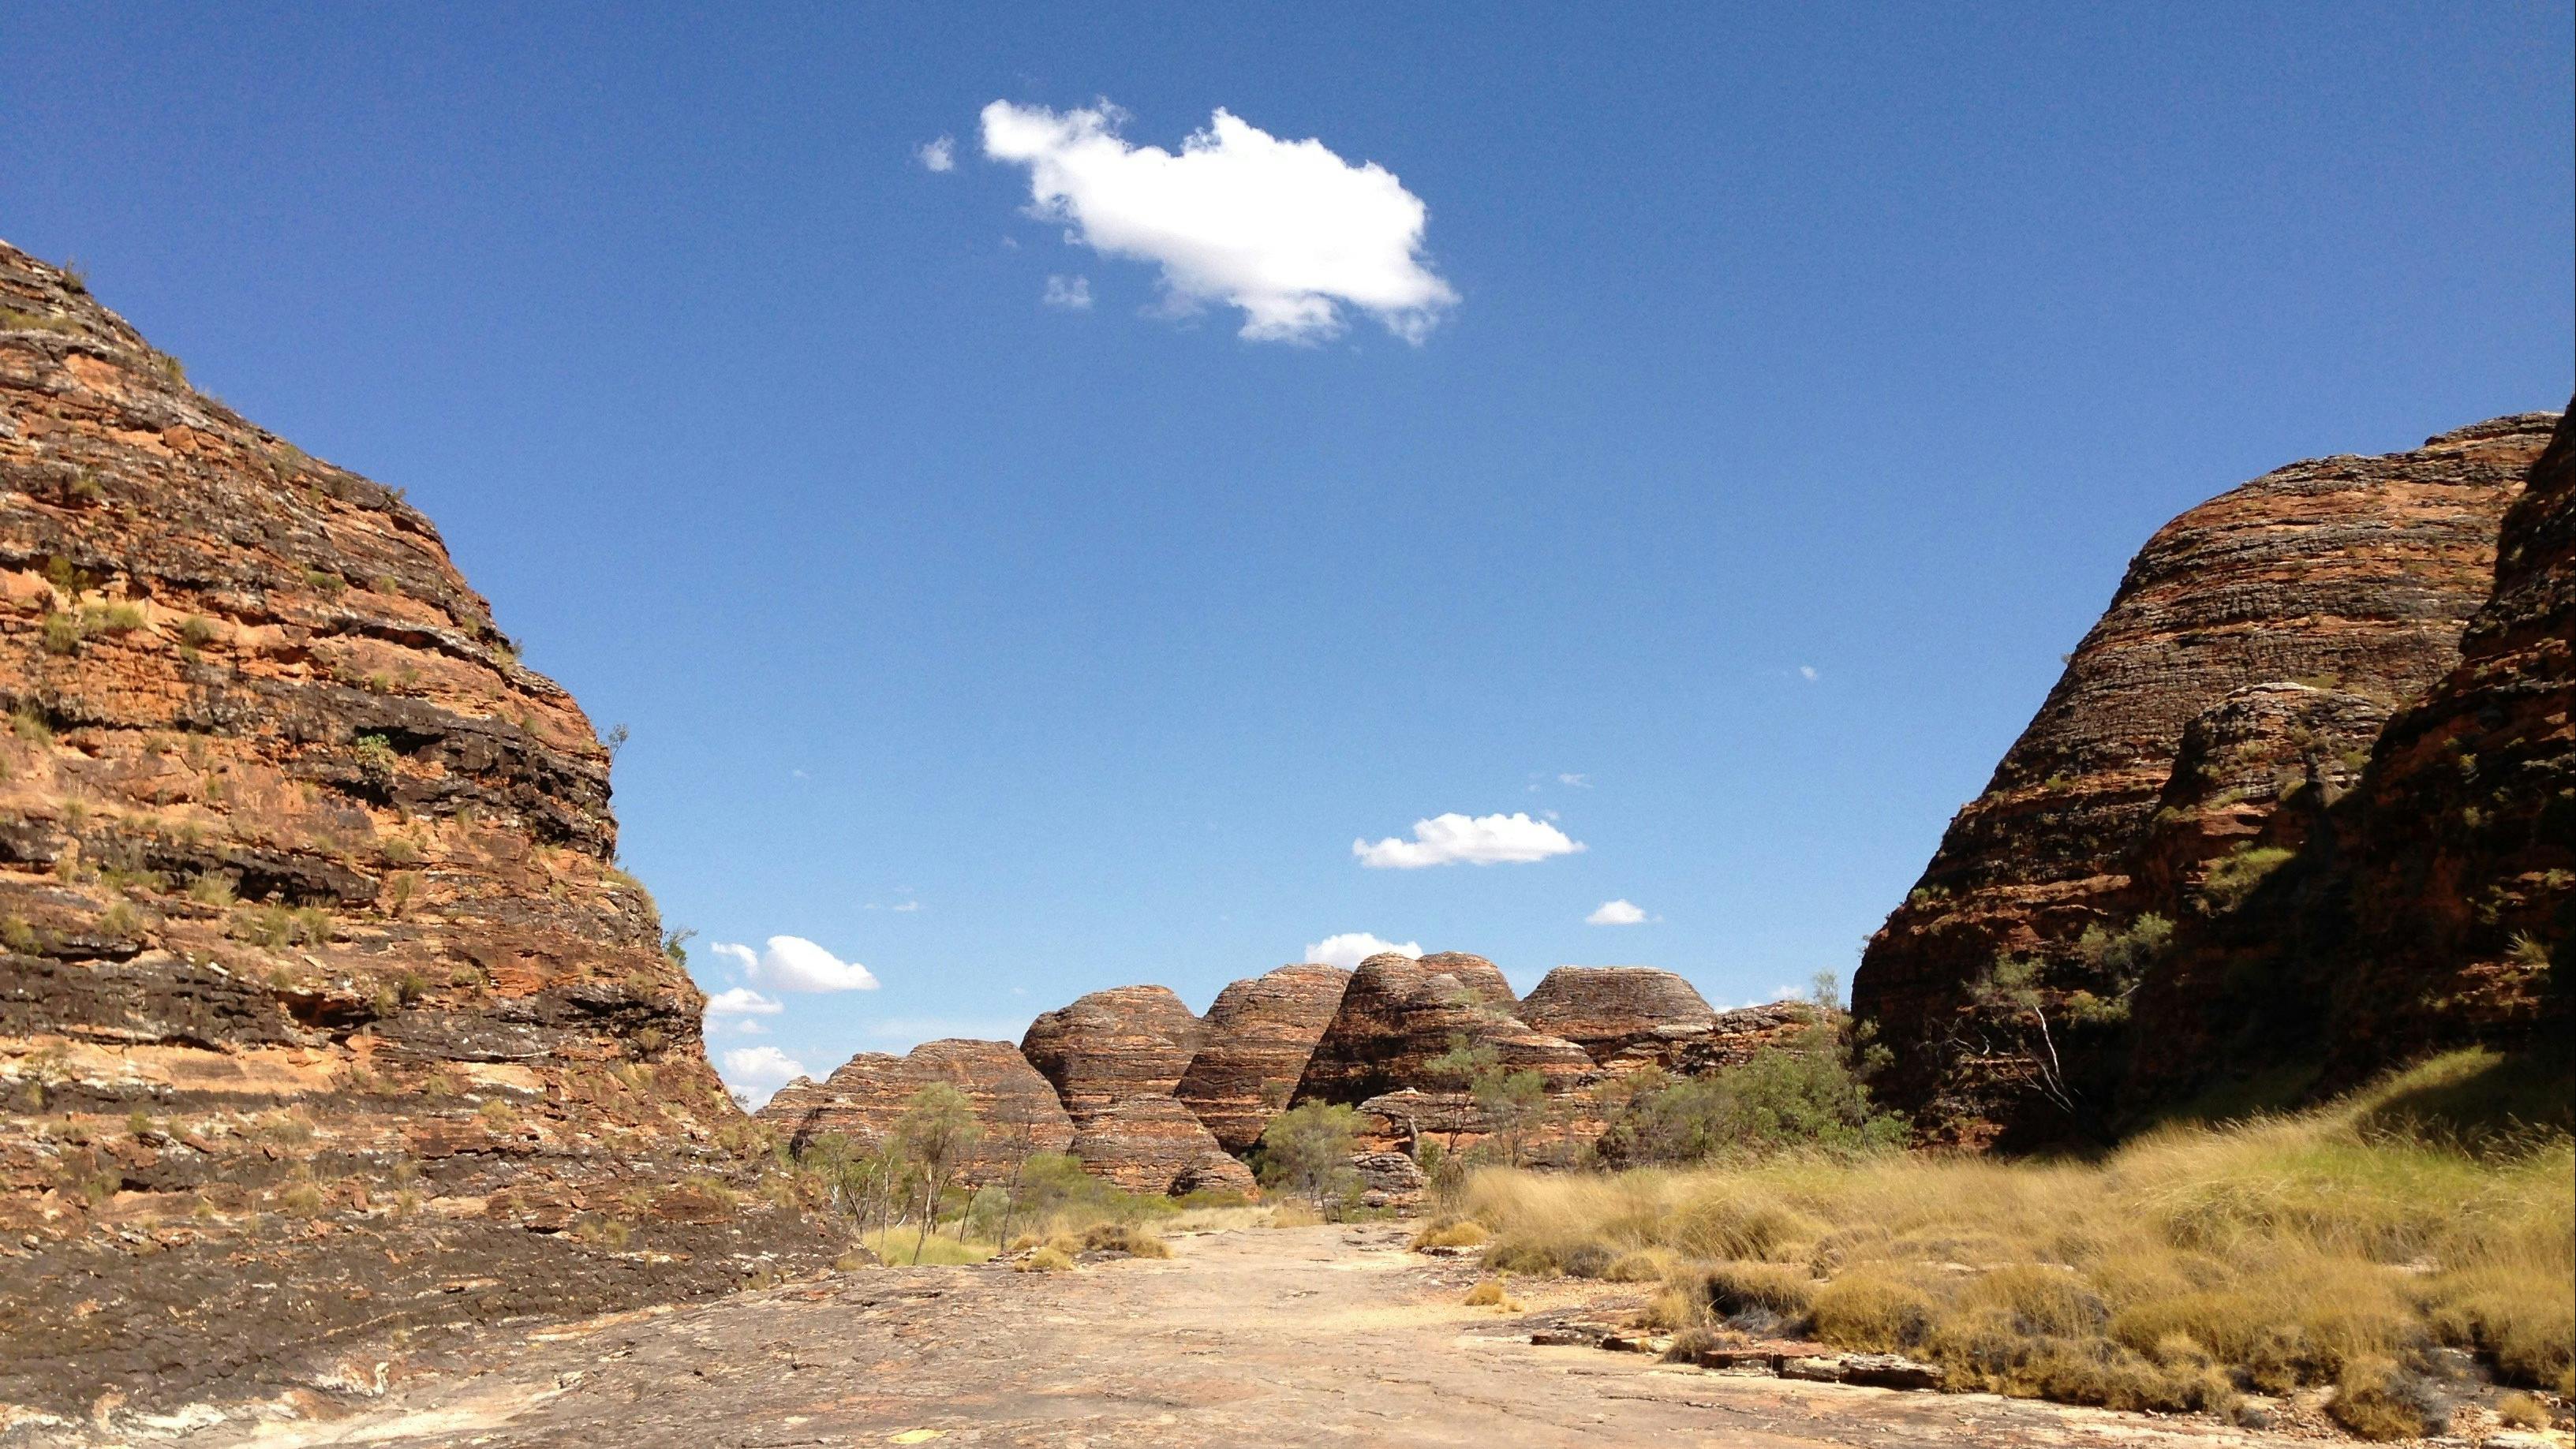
[
  {"x1": 1257, "y1": 1101, "x2": 1361, "y2": 1213},
  {"x1": 892, "y1": 1083, "x2": 983, "y2": 1259},
  {"x1": 1423, "y1": 1034, "x2": 1500, "y2": 1152},
  {"x1": 1962, "y1": 913, "x2": 2172, "y2": 1122},
  {"x1": 1470, "y1": 1066, "x2": 1547, "y2": 1166},
  {"x1": 1595, "y1": 982, "x2": 1906, "y2": 1166}
]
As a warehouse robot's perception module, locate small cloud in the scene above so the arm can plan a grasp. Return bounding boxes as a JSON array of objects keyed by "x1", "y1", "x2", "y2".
[
  {"x1": 1304, "y1": 932, "x2": 1424, "y2": 969},
  {"x1": 717, "y1": 1045, "x2": 809, "y2": 1109},
  {"x1": 979, "y1": 100, "x2": 1456, "y2": 343},
  {"x1": 1799, "y1": 665, "x2": 1819, "y2": 682},
  {"x1": 710, "y1": 936, "x2": 880, "y2": 992},
  {"x1": 1354, "y1": 812, "x2": 1584, "y2": 869},
  {"x1": 704, "y1": 987, "x2": 784, "y2": 1016},
  {"x1": 917, "y1": 135, "x2": 956, "y2": 172},
  {"x1": 1558, "y1": 773, "x2": 1591, "y2": 787},
  {"x1": 890, "y1": 899, "x2": 922, "y2": 913},
  {"x1": 1586, "y1": 899, "x2": 1652, "y2": 926},
  {"x1": 1041, "y1": 274, "x2": 1093, "y2": 310}
]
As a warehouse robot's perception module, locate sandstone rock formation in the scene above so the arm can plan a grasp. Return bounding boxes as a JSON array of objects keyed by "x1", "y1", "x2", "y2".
[
  {"x1": 1294, "y1": 953, "x2": 1593, "y2": 1108},
  {"x1": 1019, "y1": 984, "x2": 1251, "y2": 1193},
  {"x1": 753, "y1": 1038, "x2": 1075, "y2": 1180},
  {"x1": 1172, "y1": 962, "x2": 1350, "y2": 1152},
  {"x1": 1853, "y1": 413, "x2": 2559, "y2": 1142},
  {"x1": 1517, "y1": 965, "x2": 1718, "y2": 1069},
  {"x1": 2324, "y1": 405, "x2": 2575, "y2": 1074},
  {"x1": 0, "y1": 241, "x2": 832, "y2": 1417},
  {"x1": 1664, "y1": 1001, "x2": 1823, "y2": 1076}
]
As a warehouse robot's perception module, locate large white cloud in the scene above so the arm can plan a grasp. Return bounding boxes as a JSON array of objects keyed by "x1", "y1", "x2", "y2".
[
  {"x1": 718, "y1": 1045, "x2": 809, "y2": 1110},
  {"x1": 1353, "y1": 812, "x2": 1585, "y2": 869},
  {"x1": 1303, "y1": 932, "x2": 1423, "y2": 969},
  {"x1": 979, "y1": 100, "x2": 1457, "y2": 344},
  {"x1": 710, "y1": 936, "x2": 880, "y2": 992},
  {"x1": 1586, "y1": 899, "x2": 1650, "y2": 926}
]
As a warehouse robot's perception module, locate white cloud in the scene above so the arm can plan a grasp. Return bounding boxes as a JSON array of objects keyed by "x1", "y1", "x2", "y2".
[
  {"x1": 890, "y1": 899, "x2": 922, "y2": 913},
  {"x1": 1041, "y1": 274, "x2": 1093, "y2": 309},
  {"x1": 917, "y1": 135, "x2": 956, "y2": 172},
  {"x1": 1586, "y1": 899, "x2": 1651, "y2": 926},
  {"x1": 1799, "y1": 665, "x2": 1819, "y2": 682},
  {"x1": 710, "y1": 936, "x2": 880, "y2": 992},
  {"x1": 1353, "y1": 812, "x2": 1585, "y2": 869},
  {"x1": 1304, "y1": 932, "x2": 1423, "y2": 969},
  {"x1": 979, "y1": 100, "x2": 1456, "y2": 344},
  {"x1": 717, "y1": 1045, "x2": 809, "y2": 1110},
  {"x1": 705, "y1": 987, "x2": 784, "y2": 1016},
  {"x1": 1558, "y1": 773, "x2": 1591, "y2": 787}
]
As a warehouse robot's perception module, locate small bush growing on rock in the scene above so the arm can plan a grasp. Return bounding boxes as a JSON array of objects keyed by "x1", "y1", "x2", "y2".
[
  {"x1": 1463, "y1": 1280, "x2": 1508, "y2": 1307},
  {"x1": 1015, "y1": 1246, "x2": 1075, "y2": 1273},
  {"x1": 1411, "y1": 1218, "x2": 1492, "y2": 1250},
  {"x1": 2495, "y1": 1391, "x2": 2549, "y2": 1429},
  {"x1": 1080, "y1": 1222, "x2": 1170, "y2": 1258},
  {"x1": 1692, "y1": 1260, "x2": 1818, "y2": 1325},
  {"x1": 2327, "y1": 1354, "x2": 2445, "y2": 1441}
]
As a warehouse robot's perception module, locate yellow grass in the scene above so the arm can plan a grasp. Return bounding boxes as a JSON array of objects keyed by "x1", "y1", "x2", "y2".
[
  {"x1": 1451, "y1": 1051, "x2": 2574, "y2": 1421},
  {"x1": 862, "y1": 1228, "x2": 998, "y2": 1266}
]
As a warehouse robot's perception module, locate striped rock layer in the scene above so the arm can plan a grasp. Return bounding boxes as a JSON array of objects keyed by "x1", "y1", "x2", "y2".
[{"x1": 0, "y1": 241, "x2": 833, "y2": 1419}]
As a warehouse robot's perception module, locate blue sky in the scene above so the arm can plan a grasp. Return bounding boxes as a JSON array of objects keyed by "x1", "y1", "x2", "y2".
[{"x1": 6, "y1": 4, "x2": 2568, "y2": 1102}]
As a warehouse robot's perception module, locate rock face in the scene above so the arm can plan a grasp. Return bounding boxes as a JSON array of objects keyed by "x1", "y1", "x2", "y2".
[
  {"x1": 753, "y1": 1038, "x2": 1075, "y2": 1180},
  {"x1": 2324, "y1": 406, "x2": 2576, "y2": 1074},
  {"x1": 1294, "y1": 953, "x2": 1593, "y2": 1108},
  {"x1": 2125, "y1": 405, "x2": 2576, "y2": 1102},
  {"x1": 1172, "y1": 962, "x2": 1351, "y2": 1152},
  {"x1": 1853, "y1": 415, "x2": 2558, "y2": 1144},
  {"x1": 1517, "y1": 966, "x2": 1718, "y2": 1068},
  {"x1": 1019, "y1": 985, "x2": 1250, "y2": 1194},
  {"x1": 0, "y1": 242, "x2": 832, "y2": 1417}
]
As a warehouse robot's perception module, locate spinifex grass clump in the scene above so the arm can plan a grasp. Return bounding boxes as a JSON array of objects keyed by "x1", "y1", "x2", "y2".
[{"x1": 1452, "y1": 1050, "x2": 2572, "y2": 1436}]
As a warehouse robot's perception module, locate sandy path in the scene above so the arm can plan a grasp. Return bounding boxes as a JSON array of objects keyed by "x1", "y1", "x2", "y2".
[{"x1": 206, "y1": 1225, "x2": 2308, "y2": 1448}]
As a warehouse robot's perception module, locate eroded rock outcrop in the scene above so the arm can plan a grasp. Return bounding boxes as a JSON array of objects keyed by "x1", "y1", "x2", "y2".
[
  {"x1": 1019, "y1": 984, "x2": 1249, "y2": 1193},
  {"x1": 1853, "y1": 414, "x2": 2558, "y2": 1143},
  {"x1": 753, "y1": 1038, "x2": 1075, "y2": 1180},
  {"x1": 1518, "y1": 965, "x2": 1718, "y2": 1069},
  {"x1": 1294, "y1": 953, "x2": 1592, "y2": 1107},
  {"x1": 2324, "y1": 407, "x2": 2575, "y2": 1073},
  {"x1": 1172, "y1": 962, "x2": 1350, "y2": 1152},
  {"x1": 0, "y1": 242, "x2": 833, "y2": 1418}
]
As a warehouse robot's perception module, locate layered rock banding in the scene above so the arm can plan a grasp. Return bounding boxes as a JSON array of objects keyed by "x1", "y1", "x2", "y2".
[
  {"x1": 1293, "y1": 953, "x2": 1593, "y2": 1109},
  {"x1": 0, "y1": 242, "x2": 832, "y2": 1417},
  {"x1": 753, "y1": 1037, "x2": 1075, "y2": 1178},
  {"x1": 1172, "y1": 962, "x2": 1350, "y2": 1152},
  {"x1": 2324, "y1": 407, "x2": 2574, "y2": 1074},
  {"x1": 1853, "y1": 413, "x2": 2563, "y2": 1141},
  {"x1": 1517, "y1": 965, "x2": 1718, "y2": 1070},
  {"x1": 1019, "y1": 984, "x2": 1252, "y2": 1194}
]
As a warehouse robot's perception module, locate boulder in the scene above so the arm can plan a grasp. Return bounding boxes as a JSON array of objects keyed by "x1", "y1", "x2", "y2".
[
  {"x1": 0, "y1": 241, "x2": 835, "y2": 1419},
  {"x1": 753, "y1": 1038, "x2": 1075, "y2": 1182},
  {"x1": 1173, "y1": 962, "x2": 1352, "y2": 1151}
]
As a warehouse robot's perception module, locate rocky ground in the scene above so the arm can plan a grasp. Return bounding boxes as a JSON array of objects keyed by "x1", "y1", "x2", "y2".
[{"x1": 19, "y1": 1223, "x2": 2540, "y2": 1449}]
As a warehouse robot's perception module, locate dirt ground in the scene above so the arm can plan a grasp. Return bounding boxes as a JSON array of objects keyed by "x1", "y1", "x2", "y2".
[{"x1": 36, "y1": 1224, "x2": 2529, "y2": 1447}]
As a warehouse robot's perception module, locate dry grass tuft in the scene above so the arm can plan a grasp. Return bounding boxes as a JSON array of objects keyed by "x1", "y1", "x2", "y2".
[
  {"x1": 1014, "y1": 1245, "x2": 1075, "y2": 1273},
  {"x1": 1411, "y1": 1218, "x2": 1492, "y2": 1249},
  {"x1": 1081, "y1": 1221, "x2": 1171, "y2": 1257},
  {"x1": 1453, "y1": 1049, "x2": 2573, "y2": 1412},
  {"x1": 1463, "y1": 1279, "x2": 1506, "y2": 1306}
]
